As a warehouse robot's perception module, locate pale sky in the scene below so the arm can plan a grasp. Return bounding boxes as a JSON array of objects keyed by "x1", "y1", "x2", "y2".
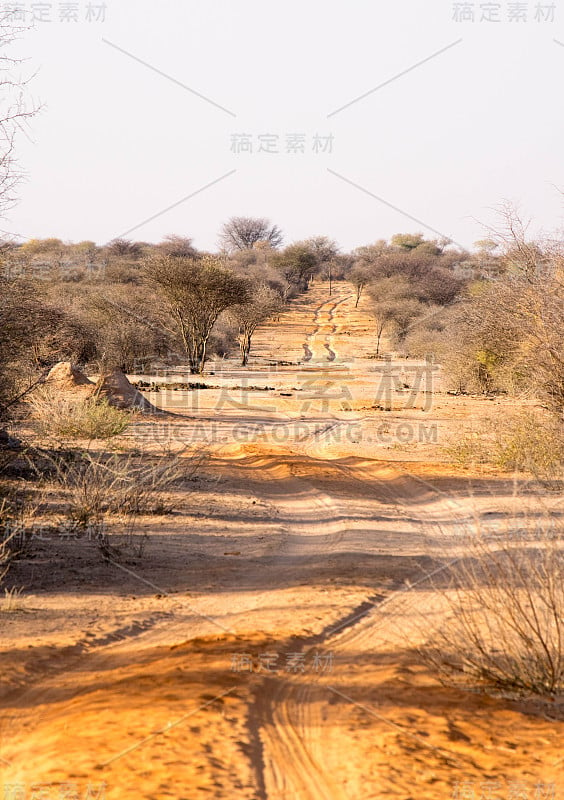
[{"x1": 6, "y1": 0, "x2": 564, "y2": 251}]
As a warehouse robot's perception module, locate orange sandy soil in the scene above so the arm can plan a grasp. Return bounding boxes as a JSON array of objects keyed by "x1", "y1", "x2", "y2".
[{"x1": 1, "y1": 283, "x2": 562, "y2": 799}]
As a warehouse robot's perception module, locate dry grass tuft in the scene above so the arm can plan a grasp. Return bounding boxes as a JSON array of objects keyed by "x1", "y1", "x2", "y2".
[
  {"x1": 28, "y1": 391, "x2": 131, "y2": 440},
  {"x1": 0, "y1": 585, "x2": 25, "y2": 612}
]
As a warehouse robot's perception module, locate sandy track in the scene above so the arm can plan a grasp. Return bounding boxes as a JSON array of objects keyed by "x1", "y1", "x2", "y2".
[
  {"x1": 240, "y1": 450, "x2": 466, "y2": 800},
  {"x1": 239, "y1": 444, "x2": 562, "y2": 798},
  {"x1": 213, "y1": 287, "x2": 563, "y2": 799},
  {"x1": 202, "y1": 281, "x2": 486, "y2": 798},
  {"x1": 303, "y1": 290, "x2": 352, "y2": 363},
  {"x1": 1, "y1": 282, "x2": 562, "y2": 799}
]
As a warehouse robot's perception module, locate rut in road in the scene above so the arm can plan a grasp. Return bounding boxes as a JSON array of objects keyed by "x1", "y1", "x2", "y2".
[
  {"x1": 303, "y1": 291, "x2": 351, "y2": 363},
  {"x1": 241, "y1": 444, "x2": 473, "y2": 799}
]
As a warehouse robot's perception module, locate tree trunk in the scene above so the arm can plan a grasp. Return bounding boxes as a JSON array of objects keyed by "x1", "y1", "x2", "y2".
[
  {"x1": 376, "y1": 325, "x2": 384, "y2": 356},
  {"x1": 188, "y1": 344, "x2": 203, "y2": 374},
  {"x1": 240, "y1": 332, "x2": 251, "y2": 366},
  {"x1": 199, "y1": 338, "x2": 208, "y2": 375}
]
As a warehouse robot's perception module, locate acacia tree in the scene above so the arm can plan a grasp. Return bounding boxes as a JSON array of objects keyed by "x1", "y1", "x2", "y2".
[
  {"x1": 303, "y1": 235, "x2": 338, "y2": 261},
  {"x1": 368, "y1": 277, "x2": 420, "y2": 356},
  {"x1": 105, "y1": 238, "x2": 144, "y2": 259},
  {"x1": 371, "y1": 299, "x2": 402, "y2": 356},
  {"x1": 219, "y1": 216, "x2": 283, "y2": 252},
  {"x1": 229, "y1": 285, "x2": 283, "y2": 366},
  {"x1": 155, "y1": 234, "x2": 197, "y2": 259},
  {"x1": 145, "y1": 254, "x2": 249, "y2": 373},
  {"x1": 390, "y1": 232, "x2": 427, "y2": 251},
  {"x1": 349, "y1": 265, "x2": 371, "y2": 307},
  {"x1": 271, "y1": 243, "x2": 318, "y2": 297},
  {"x1": 299, "y1": 236, "x2": 340, "y2": 294}
]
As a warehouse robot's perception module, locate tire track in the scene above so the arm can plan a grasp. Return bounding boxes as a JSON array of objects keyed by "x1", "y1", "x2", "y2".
[
  {"x1": 1, "y1": 609, "x2": 181, "y2": 711},
  {"x1": 244, "y1": 446, "x2": 474, "y2": 799},
  {"x1": 303, "y1": 292, "x2": 352, "y2": 363}
]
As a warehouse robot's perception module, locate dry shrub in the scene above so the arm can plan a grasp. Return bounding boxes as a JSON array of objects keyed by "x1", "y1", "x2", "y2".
[
  {"x1": 53, "y1": 449, "x2": 194, "y2": 529},
  {"x1": 2, "y1": 444, "x2": 202, "y2": 569},
  {"x1": 0, "y1": 491, "x2": 39, "y2": 585},
  {"x1": 446, "y1": 412, "x2": 564, "y2": 486},
  {"x1": 29, "y1": 392, "x2": 131, "y2": 440},
  {"x1": 493, "y1": 413, "x2": 564, "y2": 475},
  {"x1": 39, "y1": 448, "x2": 200, "y2": 559},
  {"x1": 446, "y1": 431, "x2": 491, "y2": 468},
  {"x1": 422, "y1": 513, "x2": 564, "y2": 696}
]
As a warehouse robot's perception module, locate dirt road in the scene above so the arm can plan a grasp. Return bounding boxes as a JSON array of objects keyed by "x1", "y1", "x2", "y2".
[{"x1": 1, "y1": 283, "x2": 562, "y2": 800}]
